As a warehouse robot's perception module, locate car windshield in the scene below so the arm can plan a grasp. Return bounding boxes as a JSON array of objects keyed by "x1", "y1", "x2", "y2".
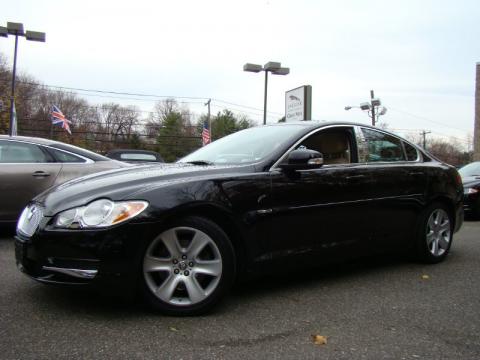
[
  {"x1": 179, "y1": 124, "x2": 306, "y2": 165},
  {"x1": 459, "y1": 162, "x2": 480, "y2": 177}
]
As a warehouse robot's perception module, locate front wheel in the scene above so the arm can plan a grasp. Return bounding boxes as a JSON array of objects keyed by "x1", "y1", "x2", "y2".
[
  {"x1": 141, "y1": 216, "x2": 235, "y2": 315},
  {"x1": 415, "y1": 203, "x2": 453, "y2": 263}
]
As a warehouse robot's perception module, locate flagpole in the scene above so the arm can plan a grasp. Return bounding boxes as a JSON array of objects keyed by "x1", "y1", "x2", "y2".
[{"x1": 205, "y1": 98, "x2": 211, "y2": 140}]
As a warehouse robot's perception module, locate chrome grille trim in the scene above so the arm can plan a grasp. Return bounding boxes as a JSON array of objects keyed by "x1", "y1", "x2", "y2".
[{"x1": 42, "y1": 267, "x2": 98, "y2": 279}]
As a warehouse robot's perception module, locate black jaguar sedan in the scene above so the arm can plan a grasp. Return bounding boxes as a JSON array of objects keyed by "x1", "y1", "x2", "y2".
[{"x1": 15, "y1": 122, "x2": 463, "y2": 315}]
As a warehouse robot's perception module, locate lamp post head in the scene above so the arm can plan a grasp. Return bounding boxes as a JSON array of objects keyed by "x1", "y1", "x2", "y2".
[
  {"x1": 360, "y1": 102, "x2": 371, "y2": 111},
  {"x1": 0, "y1": 27, "x2": 7, "y2": 38},
  {"x1": 272, "y1": 67, "x2": 289, "y2": 75},
  {"x1": 371, "y1": 98, "x2": 381, "y2": 107},
  {"x1": 344, "y1": 106, "x2": 352, "y2": 111},
  {"x1": 264, "y1": 61, "x2": 281, "y2": 71},
  {"x1": 25, "y1": 30, "x2": 46, "y2": 42},
  {"x1": 243, "y1": 63, "x2": 263, "y2": 73},
  {"x1": 7, "y1": 22, "x2": 24, "y2": 36}
]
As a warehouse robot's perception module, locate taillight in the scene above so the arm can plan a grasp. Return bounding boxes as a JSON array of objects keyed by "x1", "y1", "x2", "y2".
[{"x1": 454, "y1": 171, "x2": 462, "y2": 186}]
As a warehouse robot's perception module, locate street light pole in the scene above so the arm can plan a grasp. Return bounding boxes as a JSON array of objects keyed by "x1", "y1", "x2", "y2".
[
  {"x1": 345, "y1": 90, "x2": 386, "y2": 126},
  {"x1": 9, "y1": 34, "x2": 19, "y2": 136},
  {"x1": 1, "y1": 22, "x2": 46, "y2": 136},
  {"x1": 243, "y1": 61, "x2": 289, "y2": 125}
]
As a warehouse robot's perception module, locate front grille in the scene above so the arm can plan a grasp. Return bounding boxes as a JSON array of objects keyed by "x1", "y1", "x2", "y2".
[{"x1": 17, "y1": 204, "x2": 44, "y2": 238}]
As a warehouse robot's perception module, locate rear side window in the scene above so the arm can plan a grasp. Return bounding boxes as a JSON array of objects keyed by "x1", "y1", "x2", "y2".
[
  {"x1": 49, "y1": 148, "x2": 86, "y2": 163},
  {"x1": 403, "y1": 142, "x2": 419, "y2": 161},
  {"x1": 0, "y1": 141, "x2": 50, "y2": 163},
  {"x1": 361, "y1": 128, "x2": 406, "y2": 162}
]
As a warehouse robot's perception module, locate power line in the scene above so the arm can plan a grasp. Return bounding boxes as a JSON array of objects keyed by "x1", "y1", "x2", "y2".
[
  {"x1": 18, "y1": 80, "x2": 285, "y2": 117},
  {"x1": 388, "y1": 106, "x2": 470, "y2": 133}
]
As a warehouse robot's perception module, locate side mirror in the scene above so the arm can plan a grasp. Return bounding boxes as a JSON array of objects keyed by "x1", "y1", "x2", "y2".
[{"x1": 279, "y1": 149, "x2": 324, "y2": 171}]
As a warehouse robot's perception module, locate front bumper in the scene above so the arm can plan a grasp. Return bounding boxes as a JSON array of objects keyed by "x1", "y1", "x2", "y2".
[{"x1": 15, "y1": 220, "x2": 161, "y2": 287}]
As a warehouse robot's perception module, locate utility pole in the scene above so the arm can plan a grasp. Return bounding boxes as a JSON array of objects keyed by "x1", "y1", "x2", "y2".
[
  {"x1": 370, "y1": 90, "x2": 376, "y2": 126},
  {"x1": 421, "y1": 130, "x2": 431, "y2": 149}
]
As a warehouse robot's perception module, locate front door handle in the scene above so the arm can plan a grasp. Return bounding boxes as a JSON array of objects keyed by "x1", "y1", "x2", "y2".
[{"x1": 32, "y1": 171, "x2": 51, "y2": 178}]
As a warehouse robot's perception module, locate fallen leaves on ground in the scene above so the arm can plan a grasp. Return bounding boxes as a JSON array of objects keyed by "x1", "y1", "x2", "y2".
[{"x1": 312, "y1": 335, "x2": 327, "y2": 345}]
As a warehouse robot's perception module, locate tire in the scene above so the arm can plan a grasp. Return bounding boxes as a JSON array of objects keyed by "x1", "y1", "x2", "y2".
[
  {"x1": 141, "y1": 216, "x2": 235, "y2": 315},
  {"x1": 415, "y1": 202, "x2": 453, "y2": 264}
]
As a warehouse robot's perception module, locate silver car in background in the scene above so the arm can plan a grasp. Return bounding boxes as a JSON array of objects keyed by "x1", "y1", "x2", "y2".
[{"x1": 0, "y1": 135, "x2": 128, "y2": 226}]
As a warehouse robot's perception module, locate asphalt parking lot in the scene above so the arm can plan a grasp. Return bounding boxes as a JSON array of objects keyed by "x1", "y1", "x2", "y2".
[{"x1": 1, "y1": 221, "x2": 479, "y2": 360}]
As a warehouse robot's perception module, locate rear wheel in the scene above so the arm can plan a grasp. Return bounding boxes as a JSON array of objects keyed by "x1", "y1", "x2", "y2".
[
  {"x1": 141, "y1": 216, "x2": 235, "y2": 315},
  {"x1": 415, "y1": 203, "x2": 453, "y2": 263}
]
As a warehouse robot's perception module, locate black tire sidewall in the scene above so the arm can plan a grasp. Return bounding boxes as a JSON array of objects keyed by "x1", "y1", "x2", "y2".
[{"x1": 140, "y1": 216, "x2": 236, "y2": 316}]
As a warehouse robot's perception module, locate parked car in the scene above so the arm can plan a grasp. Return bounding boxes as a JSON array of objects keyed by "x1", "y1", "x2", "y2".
[
  {"x1": 105, "y1": 149, "x2": 164, "y2": 164},
  {"x1": 15, "y1": 122, "x2": 463, "y2": 315},
  {"x1": 458, "y1": 161, "x2": 480, "y2": 218},
  {"x1": 0, "y1": 135, "x2": 128, "y2": 226}
]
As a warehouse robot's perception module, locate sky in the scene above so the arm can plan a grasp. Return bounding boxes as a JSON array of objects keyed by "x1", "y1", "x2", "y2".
[{"x1": 1, "y1": 0, "x2": 479, "y2": 148}]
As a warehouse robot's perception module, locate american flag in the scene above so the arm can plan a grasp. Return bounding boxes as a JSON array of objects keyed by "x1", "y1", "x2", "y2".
[
  {"x1": 51, "y1": 105, "x2": 72, "y2": 135},
  {"x1": 202, "y1": 119, "x2": 211, "y2": 146}
]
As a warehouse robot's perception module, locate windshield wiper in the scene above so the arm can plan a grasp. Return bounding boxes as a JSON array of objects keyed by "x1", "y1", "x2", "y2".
[{"x1": 183, "y1": 160, "x2": 214, "y2": 166}]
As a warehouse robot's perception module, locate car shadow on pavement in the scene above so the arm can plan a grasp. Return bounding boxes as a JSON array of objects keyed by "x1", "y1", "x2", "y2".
[
  {"x1": 230, "y1": 253, "x2": 409, "y2": 301},
  {"x1": 20, "y1": 252, "x2": 412, "y2": 317}
]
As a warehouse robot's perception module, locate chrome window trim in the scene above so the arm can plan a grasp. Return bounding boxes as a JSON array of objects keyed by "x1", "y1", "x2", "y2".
[
  {"x1": 0, "y1": 138, "x2": 94, "y2": 164},
  {"x1": 269, "y1": 124, "x2": 356, "y2": 171}
]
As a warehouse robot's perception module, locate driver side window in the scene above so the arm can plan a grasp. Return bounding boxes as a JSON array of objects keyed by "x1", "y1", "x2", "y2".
[{"x1": 297, "y1": 128, "x2": 353, "y2": 165}]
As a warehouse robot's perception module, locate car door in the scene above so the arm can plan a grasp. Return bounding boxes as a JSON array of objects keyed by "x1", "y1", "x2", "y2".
[
  {"x1": 0, "y1": 140, "x2": 62, "y2": 223},
  {"x1": 358, "y1": 127, "x2": 425, "y2": 249},
  {"x1": 267, "y1": 126, "x2": 377, "y2": 266}
]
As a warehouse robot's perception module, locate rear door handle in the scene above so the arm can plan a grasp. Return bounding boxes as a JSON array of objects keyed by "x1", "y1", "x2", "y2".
[
  {"x1": 346, "y1": 174, "x2": 366, "y2": 180},
  {"x1": 32, "y1": 171, "x2": 51, "y2": 177}
]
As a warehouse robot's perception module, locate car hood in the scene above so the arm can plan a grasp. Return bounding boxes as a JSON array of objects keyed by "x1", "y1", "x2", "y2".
[
  {"x1": 462, "y1": 176, "x2": 480, "y2": 188},
  {"x1": 34, "y1": 163, "x2": 254, "y2": 216}
]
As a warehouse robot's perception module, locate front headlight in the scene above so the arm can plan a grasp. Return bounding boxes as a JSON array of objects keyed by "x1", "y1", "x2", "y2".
[
  {"x1": 54, "y1": 199, "x2": 148, "y2": 229},
  {"x1": 464, "y1": 188, "x2": 479, "y2": 195}
]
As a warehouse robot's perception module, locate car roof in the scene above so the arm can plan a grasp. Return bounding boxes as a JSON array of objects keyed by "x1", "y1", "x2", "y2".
[
  {"x1": 265, "y1": 120, "x2": 399, "y2": 137},
  {"x1": 0, "y1": 135, "x2": 110, "y2": 161},
  {"x1": 0, "y1": 134, "x2": 58, "y2": 146}
]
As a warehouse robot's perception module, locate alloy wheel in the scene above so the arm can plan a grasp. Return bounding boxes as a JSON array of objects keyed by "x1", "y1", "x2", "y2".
[
  {"x1": 426, "y1": 209, "x2": 451, "y2": 257},
  {"x1": 143, "y1": 226, "x2": 223, "y2": 306}
]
